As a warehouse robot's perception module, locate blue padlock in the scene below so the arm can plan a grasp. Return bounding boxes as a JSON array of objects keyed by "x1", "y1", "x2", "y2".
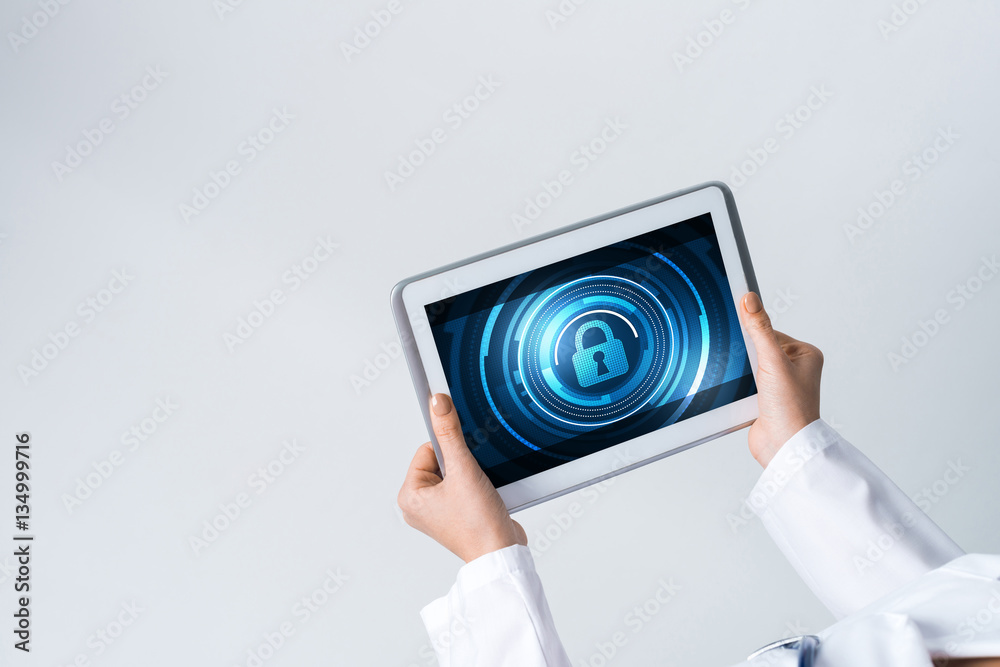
[{"x1": 571, "y1": 320, "x2": 629, "y2": 388}]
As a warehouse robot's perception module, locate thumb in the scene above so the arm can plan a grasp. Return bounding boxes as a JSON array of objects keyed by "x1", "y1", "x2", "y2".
[
  {"x1": 512, "y1": 520, "x2": 528, "y2": 547},
  {"x1": 740, "y1": 292, "x2": 783, "y2": 365},
  {"x1": 429, "y1": 393, "x2": 477, "y2": 474}
]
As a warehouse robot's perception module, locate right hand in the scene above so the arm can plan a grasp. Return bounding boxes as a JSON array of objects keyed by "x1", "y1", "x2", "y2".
[
  {"x1": 739, "y1": 292, "x2": 824, "y2": 468},
  {"x1": 397, "y1": 393, "x2": 527, "y2": 563}
]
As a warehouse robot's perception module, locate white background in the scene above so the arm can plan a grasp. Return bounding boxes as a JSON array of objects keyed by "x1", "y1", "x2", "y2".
[{"x1": 1, "y1": 1, "x2": 998, "y2": 666}]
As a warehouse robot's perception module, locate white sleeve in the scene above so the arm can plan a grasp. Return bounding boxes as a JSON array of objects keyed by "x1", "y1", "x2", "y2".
[
  {"x1": 750, "y1": 419, "x2": 965, "y2": 619},
  {"x1": 420, "y1": 544, "x2": 572, "y2": 667}
]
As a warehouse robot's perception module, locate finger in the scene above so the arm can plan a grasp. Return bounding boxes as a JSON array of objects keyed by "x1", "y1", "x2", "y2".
[
  {"x1": 403, "y1": 443, "x2": 442, "y2": 490},
  {"x1": 740, "y1": 292, "x2": 784, "y2": 365},
  {"x1": 409, "y1": 442, "x2": 441, "y2": 477},
  {"x1": 429, "y1": 393, "x2": 477, "y2": 473}
]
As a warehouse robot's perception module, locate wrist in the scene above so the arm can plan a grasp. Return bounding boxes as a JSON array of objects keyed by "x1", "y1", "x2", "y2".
[
  {"x1": 751, "y1": 416, "x2": 816, "y2": 468},
  {"x1": 462, "y1": 529, "x2": 521, "y2": 563}
]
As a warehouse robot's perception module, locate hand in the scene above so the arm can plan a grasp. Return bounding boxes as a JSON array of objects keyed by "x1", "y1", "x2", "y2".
[
  {"x1": 739, "y1": 292, "x2": 824, "y2": 468},
  {"x1": 397, "y1": 393, "x2": 527, "y2": 563}
]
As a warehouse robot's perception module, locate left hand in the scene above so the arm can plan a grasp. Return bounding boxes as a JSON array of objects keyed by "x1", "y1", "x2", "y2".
[{"x1": 397, "y1": 393, "x2": 527, "y2": 563}]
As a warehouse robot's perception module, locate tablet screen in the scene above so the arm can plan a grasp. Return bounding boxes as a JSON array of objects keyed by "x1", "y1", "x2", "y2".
[{"x1": 425, "y1": 213, "x2": 756, "y2": 487}]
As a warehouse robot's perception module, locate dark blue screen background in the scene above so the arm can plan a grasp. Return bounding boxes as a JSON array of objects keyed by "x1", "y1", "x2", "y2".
[{"x1": 426, "y1": 213, "x2": 756, "y2": 487}]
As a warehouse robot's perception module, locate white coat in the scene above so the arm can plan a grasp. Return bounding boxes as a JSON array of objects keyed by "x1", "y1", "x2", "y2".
[{"x1": 420, "y1": 420, "x2": 1000, "y2": 665}]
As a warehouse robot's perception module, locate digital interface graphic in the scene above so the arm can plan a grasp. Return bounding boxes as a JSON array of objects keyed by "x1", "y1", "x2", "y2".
[{"x1": 426, "y1": 213, "x2": 757, "y2": 488}]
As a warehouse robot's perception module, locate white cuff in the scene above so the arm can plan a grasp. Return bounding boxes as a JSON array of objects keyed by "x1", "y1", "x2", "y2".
[
  {"x1": 419, "y1": 544, "x2": 535, "y2": 646},
  {"x1": 748, "y1": 418, "x2": 841, "y2": 517},
  {"x1": 455, "y1": 544, "x2": 537, "y2": 593}
]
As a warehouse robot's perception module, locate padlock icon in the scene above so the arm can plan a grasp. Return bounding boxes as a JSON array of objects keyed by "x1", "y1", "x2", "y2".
[{"x1": 571, "y1": 320, "x2": 629, "y2": 388}]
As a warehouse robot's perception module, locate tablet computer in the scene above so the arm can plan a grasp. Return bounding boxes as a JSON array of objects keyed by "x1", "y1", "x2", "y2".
[{"x1": 391, "y1": 182, "x2": 760, "y2": 512}]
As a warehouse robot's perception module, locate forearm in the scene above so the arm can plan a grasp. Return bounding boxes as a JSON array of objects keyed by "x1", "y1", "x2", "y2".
[{"x1": 751, "y1": 419, "x2": 964, "y2": 618}]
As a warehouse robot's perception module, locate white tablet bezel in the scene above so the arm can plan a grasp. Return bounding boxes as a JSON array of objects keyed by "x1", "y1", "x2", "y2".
[{"x1": 392, "y1": 182, "x2": 760, "y2": 512}]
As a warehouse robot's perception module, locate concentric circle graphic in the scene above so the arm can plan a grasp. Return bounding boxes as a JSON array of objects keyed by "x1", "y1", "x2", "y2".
[
  {"x1": 476, "y1": 249, "x2": 712, "y2": 450},
  {"x1": 516, "y1": 276, "x2": 674, "y2": 427}
]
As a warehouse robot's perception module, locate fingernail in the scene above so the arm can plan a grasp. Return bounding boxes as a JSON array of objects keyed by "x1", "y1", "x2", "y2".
[
  {"x1": 744, "y1": 292, "x2": 762, "y2": 314},
  {"x1": 431, "y1": 393, "x2": 453, "y2": 416}
]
